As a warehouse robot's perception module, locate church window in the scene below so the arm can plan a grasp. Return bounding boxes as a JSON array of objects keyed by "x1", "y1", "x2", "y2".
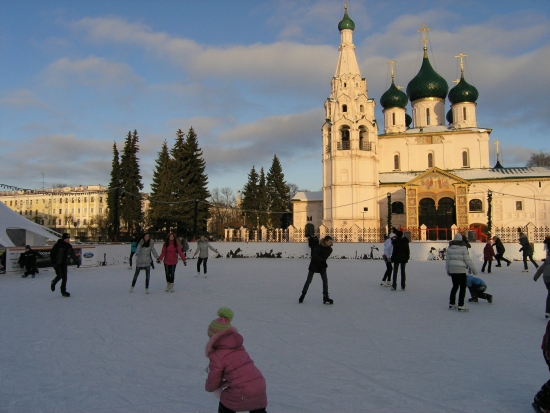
[
  {"x1": 360, "y1": 105, "x2": 364, "y2": 113},
  {"x1": 516, "y1": 201, "x2": 523, "y2": 211},
  {"x1": 394, "y1": 154, "x2": 400, "y2": 170},
  {"x1": 342, "y1": 104, "x2": 348, "y2": 113},
  {"x1": 462, "y1": 151, "x2": 469, "y2": 167},
  {"x1": 392, "y1": 113, "x2": 395, "y2": 126},
  {"x1": 428, "y1": 153, "x2": 433, "y2": 168},
  {"x1": 469, "y1": 199, "x2": 482, "y2": 212},
  {"x1": 10, "y1": 200, "x2": 12, "y2": 206},
  {"x1": 339, "y1": 127, "x2": 350, "y2": 150},
  {"x1": 344, "y1": 82, "x2": 347, "y2": 87},
  {"x1": 83, "y1": 219, "x2": 87, "y2": 225},
  {"x1": 426, "y1": 108, "x2": 431, "y2": 125},
  {"x1": 463, "y1": 107, "x2": 467, "y2": 120},
  {"x1": 391, "y1": 202, "x2": 404, "y2": 214}
]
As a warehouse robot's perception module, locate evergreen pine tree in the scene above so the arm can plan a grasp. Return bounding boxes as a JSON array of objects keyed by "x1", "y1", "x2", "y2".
[
  {"x1": 182, "y1": 127, "x2": 210, "y2": 236},
  {"x1": 241, "y1": 166, "x2": 259, "y2": 226},
  {"x1": 266, "y1": 154, "x2": 289, "y2": 228},
  {"x1": 257, "y1": 167, "x2": 269, "y2": 227},
  {"x1": 170, "y1": 129, "x2": 192, "y2": 236},
  {"x1": 119, "y1": 130, "x2": 143, "y2": 234},
  {"x1": 106, "y1": 142, "x2": 121, "y2": 239},
  {"x1": 149, "y1": 140, "x2": 173, "y2": 232}
]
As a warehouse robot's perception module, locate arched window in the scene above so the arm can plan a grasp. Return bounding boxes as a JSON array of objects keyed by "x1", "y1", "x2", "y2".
[
  {"x1": 463, "y1": 107, "x2": 467, "y2": 120},
  {"x1": 340, "y1": 127, "x2": 350, "y2": 150},
  {"x1": 391, "y1": 201, "x2": 404, "y2": 214},
  {"x1": 343, "y1": 82, "x2": 347, "y2": 88},
  {"x1": 342, "y1": 104, "x2": 348, "y2": 113},
  {"x1": 469, "y1": 199, "x2": 482, "y2": 212},
  {"x1": 426, "y1": 108, "x2": 431, "y2": 125},
  {"x1": 394, "y1": 154, "x2": 400, "y2": 170},
  {"x1": 360, "y1": 105, "x2": 364, "y2": 113},
  {"x1": 462, "y1": 151, "x2": 469, "y2": 167},
  {"x1": 428, "y1": 153, "x2": 433, "y2": 168}
]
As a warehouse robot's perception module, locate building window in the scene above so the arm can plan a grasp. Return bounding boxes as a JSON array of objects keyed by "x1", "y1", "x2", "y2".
[
  {"x1": 65, "y1": 198, "x2": 68, "y2": 203},
  {"x1": 359, "y1": 104, "x2": 364, "y2": 113},
  {"x1": 339, "y1": 127, "x2": 350, "y2": 150},
  {"x1": 394, "y1": 154, "x2": 400, "y2": 170},
  {"x1": 428, "y1": 153, "x2": 433, "y2": 168},
  {"x1": 91, "y1": 197, "x2": 94, "y2": 202},
  {"x1": 91, "y1": 208, "x2": 94, "y2": 213},
  {"x1": 342, "y1": 104, "x2": 348, "y2": 113},
  {"x1": 469, "y1": 199, "x2": 483, "y2": 212},
  {"x1": 391, "y1": 202, "x2": 404, "y2": 214},
  {"x1": 10, "y1": 200, "x2": 12, "y2": 206},
  {"x1": 516, "y1": 201, "x2": 523, "y2": 211},
  {"x1": 99, "y1": 208, "x2": 103, "y2": 213},
  {"x1": 462, "y1": 151, "x2": 469, "y2": 167},
  {"x1": 84, "y1": 197, "x2": 87, "y2": 202},
  {"x1": 392, "y1": 112, "x2": 395, "y2": 126},
  {"x1": 99, "y1": 197, "x2": 103, "y2": 203},
  {"x1": 83, "y1": 219, "x2": 87, "y2": 225},
  {"x1": 463, "y1": 107, "x2": 467, "y2": 121},
  {"x1": 426, "y1": 108, "x2": 430, "y2": 125}
]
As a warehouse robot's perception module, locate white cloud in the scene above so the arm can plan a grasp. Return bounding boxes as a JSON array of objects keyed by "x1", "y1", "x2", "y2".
[{"x1": 0, "y1": 89, "x2": 49, "y2": 109}]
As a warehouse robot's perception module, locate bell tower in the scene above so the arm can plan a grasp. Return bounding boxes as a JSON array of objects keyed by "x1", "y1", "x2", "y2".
[{"x1": 322, "y1": 6, "x2": 380, "y2": 230}]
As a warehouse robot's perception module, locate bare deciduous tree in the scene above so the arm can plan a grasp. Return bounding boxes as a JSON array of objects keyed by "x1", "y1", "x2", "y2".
[{"x1": 526, "y1": 151, "x2": 550, "y2": 167}]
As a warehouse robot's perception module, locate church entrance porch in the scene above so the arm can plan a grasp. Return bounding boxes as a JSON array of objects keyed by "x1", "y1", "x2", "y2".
[{"x1": 403, "y1": 167, "x2": 470, "y2": 241}]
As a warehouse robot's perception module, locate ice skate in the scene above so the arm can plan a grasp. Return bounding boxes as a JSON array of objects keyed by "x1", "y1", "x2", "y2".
[
  {"x1": 129, "y1": 286, "x2": 133, "y2": 292},
  {"x1": 204, "y1": 273, "x2": 207, "y2": 278},
  {"x1": 532, "y1": 401, "x2": 550, "y2": 413},
  {"x1": 323, "y1": 293, "x2": 333, "y2": 305},
  {"x1": 165, "y1": 282, "x2": 170, "y2": 292},
  {"x1": 468, "y1": 297, "x2": 478, "y2": 303},
  {"x1": 127, "y1": 265, "x2": 132, "y2": 270},
  {"x1": 169, "y1": 283, "x2": 174, "y2": 292},
  {"x1": 522, "y1": 269, "x2": 529, "y2": 273},
  {"x1": 145, "y1": 288, "x2": 149, "y2": 294},
  {"x1": 61, "y1": 291, "x2": 70, "y2": 297},
  {"x1": 386, "y1": 281, "x2": 391, "y2": 287},
  {"x1": 50, "y1": 282, "x2": 55, "y2": 292},
  {"x1": 196, "y1": 272, "x2": 199, "y2": 277},
  {"x1": 457, "y1": 306, "x2": 469, "y2": 312},
  {"x1": 546, "y1": 313, "x2": 550, "y2": 319},
  {"x1": 448, "y1": 304, "x2": 457, "y2": 310},
  {"x1": 299, "y1": 292, "x2": 306, "y2": 303},
  {"x1": 486, "y1": 294, "x2": 493, "y2": 303}
]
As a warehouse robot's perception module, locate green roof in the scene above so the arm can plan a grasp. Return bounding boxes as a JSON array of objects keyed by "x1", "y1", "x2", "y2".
[
  {"x1": 380, "y1": 80, "x2": 408, "y2": 109},
  {"x1": 406, "y1": 51, "x2": 448, "y2": 102},
  {"x1": 448, "y1": 73, "x2": 479, "y2": 104},
  {"x1": 338, "y1": 10, "x2": 355, "y2": 31}
]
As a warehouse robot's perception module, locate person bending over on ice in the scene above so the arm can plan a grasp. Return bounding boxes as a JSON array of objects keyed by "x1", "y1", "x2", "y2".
[
  {"x1": 205, "y1": 308, "x2": 268, "y2": 413},
  {"x1": 299, "y1": 235, "x2": 334, "y2": 304},
  {"x1": 129, "y1": 233, "x2": 159, "y2": 293},
  {"x1": 466, "y1": 275, "x2": 493, "y2": 303},
  {"x1": 446, "y1": 233, "x2": 477, "y2": 312},
  {"x1": 158, "y1": 232, "x2": 186, "y2": 293},
  {"x1": 533, "y1": 260, "x2": 550, "y2": 319},
  {"x1": 19, "y1": 245, "x2": 40, "y2": 278},
  {"x1": 194, "y1": 235, "x2": 219, "y2": 278}
]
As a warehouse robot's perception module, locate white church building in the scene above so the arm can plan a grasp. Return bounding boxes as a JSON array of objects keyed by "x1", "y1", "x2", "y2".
[{"x1": 291, "y1": 7, "x2": 550, "y2": 243}]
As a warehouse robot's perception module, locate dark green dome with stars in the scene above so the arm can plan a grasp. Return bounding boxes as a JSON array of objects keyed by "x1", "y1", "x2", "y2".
[
  {"x1": 380, "y1": 80, "x2": 408, "y2": 109},
  {"x1": 448, "y1": 73, "x2": 479, "y2": 104},
  {"x1": 406, "y1": 51, "x2": 449, "y2": 102},
  {"x1": 338, "y1": 9, "x2": 355, "y2": 31}
]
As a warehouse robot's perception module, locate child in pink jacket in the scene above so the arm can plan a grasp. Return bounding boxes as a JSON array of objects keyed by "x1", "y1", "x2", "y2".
[{"x1": 205, "y1": 308, "x2": 267, "y2": 413}]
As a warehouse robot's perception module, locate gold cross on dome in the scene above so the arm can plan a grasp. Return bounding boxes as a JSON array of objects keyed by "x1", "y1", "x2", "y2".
[
  {"x1": 455, "y1": 53, "x2": 468, "y2": 73},
  {"x1": 386, "y1": 60, "x2": 396, "y2": 79},
  {"x1": 418, "y1": 24, "x2": 430, "y2": 48}
]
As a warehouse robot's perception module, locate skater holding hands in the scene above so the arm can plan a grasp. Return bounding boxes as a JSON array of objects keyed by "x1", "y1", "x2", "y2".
[
  {"x1": 129, "y1": 233, "x2": 159, "y2": 293},
  {"x1": 381, "y1": 234, "x2": 395, "y2": 286},
  {"x1": 158, "y1": 232, "x2": 186, "y2": 292},
  {"x1": 205, "y1": 307, "x2": 268, "y2": 413},
  {"x1": 446, "y1": 233, "x2": 477, "y2": 312},
  {"x1": 194, "y1": 235, "x2": 219, "y2": 277}
]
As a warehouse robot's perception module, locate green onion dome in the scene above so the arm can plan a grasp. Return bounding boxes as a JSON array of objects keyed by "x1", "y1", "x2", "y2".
[
  {"x1": 448, "y1": 73, "x2": 478, "y2": 104},
  {"x1": 406, "y1": 49, "x2": 449, "y2": 102},
  {"x1": 380, "y1": 79, "x2": 408, "y2": 109},
  {"x1": 405, "y1": 113, "x2": 412, "y2": 128},
  {"x1": 446, "y1": 108, "x2": 453, "y2": 124},
  {"x1": 338, "y1": 8, "x2": 355, "y2": 31}
]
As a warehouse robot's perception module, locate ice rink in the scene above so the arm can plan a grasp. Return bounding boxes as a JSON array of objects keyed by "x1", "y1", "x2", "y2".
[{"x1": 1, "y1": 258, "x2": 548, "y2": 412}]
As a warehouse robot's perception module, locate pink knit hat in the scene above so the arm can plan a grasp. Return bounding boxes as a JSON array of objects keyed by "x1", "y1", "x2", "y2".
[{"x1": 207, "y1": 307, "x2": 234, "y2": 338}]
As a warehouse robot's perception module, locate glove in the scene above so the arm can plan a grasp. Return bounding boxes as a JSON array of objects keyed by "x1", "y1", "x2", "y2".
[
  {"x1": 184, "y1": 260, "x2": 187, "y2": 266},
  {"x1": 156, "y1": 260, "x2": 161, "y2": 264}
]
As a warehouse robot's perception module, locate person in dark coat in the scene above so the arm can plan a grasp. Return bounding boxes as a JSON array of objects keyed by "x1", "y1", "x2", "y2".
[
  {"x1": 481, "y1": 240, "x2": 495, "y2": 273},
  {"x1": 390, "y1": 231, "x2": 410, "y2": 291},
  {"x1": 519, "y1": 232, "x2": 539, "y2": 272},
  {"x1": 18, "y1": 245, "x2": 40, "y2": 278},
  {"x1": 50, "y1": 233, "x2": 80, "y2": 297},
  {"x1": 492, "y1": 236, "x2": 511, "y2": 267},
  {"x1": 532, "y1": 320, "x2": 550, "y2": 412},
  {"x1": 299, "y1": 235, "x2": 334, "y2": 304}
]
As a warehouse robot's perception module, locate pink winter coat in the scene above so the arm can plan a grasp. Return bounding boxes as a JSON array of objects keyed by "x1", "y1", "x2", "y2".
[
  {"x1": 205, "y1": 327, "x2": 267, "y2": 412},
  {"x1": 158, "y1": 243, "x2": 186, "y2": 265}
]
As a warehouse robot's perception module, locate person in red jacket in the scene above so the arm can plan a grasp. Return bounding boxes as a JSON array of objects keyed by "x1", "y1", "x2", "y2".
[
  {"x1": 158, "y1": 233, "x2": 186, "y2": 292},
  {"x1": 481, "y1": 239, "x2": 495, "y2": 273},
  {"x1": 205, "y1": 308, "x2": 267, "y2": 413}
]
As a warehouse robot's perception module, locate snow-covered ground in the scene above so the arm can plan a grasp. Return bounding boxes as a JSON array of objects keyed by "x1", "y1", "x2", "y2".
[{"x1": 1, "y1": 258, "x2": 548, "y2": 413}]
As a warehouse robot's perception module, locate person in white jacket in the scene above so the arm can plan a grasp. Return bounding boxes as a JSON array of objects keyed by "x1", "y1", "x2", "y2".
[
  {"x1": 380, "y1": 234, "x2": 395, "y2": 286},
  {"x1": 446, "y1": 233, "x2": 477, "y2": 312}
]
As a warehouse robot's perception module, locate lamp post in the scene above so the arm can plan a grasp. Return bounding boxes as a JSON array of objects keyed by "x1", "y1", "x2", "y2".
[
  {"x1": 361, "y1": 207, "x2": 368, "y2": 241},
  {"x1": 486, "y1": 190, "x2": 492, "y2": 237},
  {"x1": 387, "y1": 192, "x2": 392, "y2": 235}
]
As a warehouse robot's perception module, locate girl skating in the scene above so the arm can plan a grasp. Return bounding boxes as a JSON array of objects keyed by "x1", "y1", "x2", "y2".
[
  {"x1": 158, "y1": 232, "x2": 187, "y2": 292},
  {"x1": 194, "y1": 235, "x2": 219, "y2": 278},
  {"x1": 129, "y1": 233, "x2": 159, "y2": 293}
]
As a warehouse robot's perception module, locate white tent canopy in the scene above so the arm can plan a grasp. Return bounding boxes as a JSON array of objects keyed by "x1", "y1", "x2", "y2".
[{"x1": 0, "y1": 202, "x2": 61, "y2": 247}]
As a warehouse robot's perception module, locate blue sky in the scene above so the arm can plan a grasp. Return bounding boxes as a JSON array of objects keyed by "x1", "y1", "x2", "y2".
[{"x1": 1, "y1": 0, "x2": 549, "y2": 194}]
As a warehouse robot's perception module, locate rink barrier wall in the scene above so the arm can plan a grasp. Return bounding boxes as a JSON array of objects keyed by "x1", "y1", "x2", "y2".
[{"x1": 3, "y1": 241, "x2": 547, "y2": 273}]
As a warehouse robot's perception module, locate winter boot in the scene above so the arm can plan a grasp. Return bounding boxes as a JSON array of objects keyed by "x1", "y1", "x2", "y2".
[
  {"x1": 165, "y1": 282, "x2": 170, "y2": 292},
  {"x1": 323, "y1": 293, "x2": 334, "y2": 305},
  {"x1": 486, "y1": 294, "x2": 493, "y2": 304},
  {"x1": 299, "y1": 292, "x2": 306, "y2": 303},
  {"x1": 61, "y1": 291, "x2": 70, "y2": 297},
  {"x1": 468, "y1": 297, "x2": 478, "y2": 303}
]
